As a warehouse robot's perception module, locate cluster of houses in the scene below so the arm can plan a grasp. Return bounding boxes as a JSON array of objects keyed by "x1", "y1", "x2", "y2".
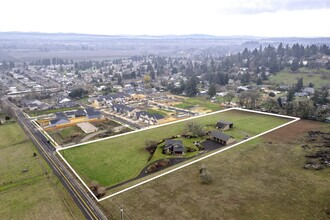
[
  {"x1": 22, "y1": 97, "x2": 79, "y2": 112},
  {"x1": 162, "y1": 120, "x2": 235, "y2": 155},
  {"x1": 49, "y1": 107, "x2": 101, "y2": 126},
  {"x1": 91, "y1": 92, "x2": 167, "y2": 125},
  {"x1": 111, "y1": 104, "x2": 165, "y2": 125}
]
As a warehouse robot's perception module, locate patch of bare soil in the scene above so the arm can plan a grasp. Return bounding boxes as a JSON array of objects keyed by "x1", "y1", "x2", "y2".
[
  {"x1": 264, "y1": 119, "x2": 330, "y2": 170},
  {"x1": 303, "y1": 130, "x2": 330, "y2": 170},
  {"x1": 263, "y1": 120, "x2": 323, "y2": 143}
]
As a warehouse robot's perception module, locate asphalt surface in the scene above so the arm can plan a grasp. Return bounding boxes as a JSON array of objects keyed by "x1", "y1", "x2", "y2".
[{"x1": 5, "y1": 99, "x2": 108, "y2": 220}]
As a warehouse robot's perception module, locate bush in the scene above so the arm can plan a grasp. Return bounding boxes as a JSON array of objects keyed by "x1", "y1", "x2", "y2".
[
  {"x1": 147, "y1": 164, "x2": 157, "y2": 173},
  {"x1": 186, "y1": 147, "x2": 196, "y2": 152},
  {"x1": 199, "y1": 165, "x2": 212, "y2": 184},
  {"x1": 269, "y1": 92, "x2": 276, "y2": 97}
]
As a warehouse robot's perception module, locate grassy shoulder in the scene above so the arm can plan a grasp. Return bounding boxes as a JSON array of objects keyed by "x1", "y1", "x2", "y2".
[
  {"x1": 0, "y1": 122, "x2": 84, "y2": 219},
  {"x1": 268, "y1": 67, "x2": 330, "y2": 88},
  {"x1": 61, "y1": 109, "x2": 291, "y2": 188},
  {"x1": 99, "y1": 120, "x2": 330, "y2": 220}
]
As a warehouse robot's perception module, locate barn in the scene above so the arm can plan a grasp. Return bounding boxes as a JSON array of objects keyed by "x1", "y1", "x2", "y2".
[{"x1": 209, "y1": 130, "x2": 235, "y2": 145}]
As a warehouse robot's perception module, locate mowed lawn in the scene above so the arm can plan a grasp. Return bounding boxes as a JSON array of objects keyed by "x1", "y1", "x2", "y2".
[
  {"x1": 0, "y1": 122, "x2": 84, "y2": 220},
  {"x1": 99, "y1": 120, "x2": 330, "y2": 220},
  {"x1": 268, "y1": 68, "x2": 330, "y2": 88},
  {"x1": 61, "y1": 109, "x2": 291, "y2": 187}
]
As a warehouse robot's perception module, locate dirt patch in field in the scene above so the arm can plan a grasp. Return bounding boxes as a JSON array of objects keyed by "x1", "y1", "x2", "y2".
[{"x1": 263, "y1": 119, "x2": 322, "y2": 143}]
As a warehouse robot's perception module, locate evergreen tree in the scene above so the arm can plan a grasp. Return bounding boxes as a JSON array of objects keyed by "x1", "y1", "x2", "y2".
[{"x1": 208, "y1": 84, "x2": 216, "y2": 97}]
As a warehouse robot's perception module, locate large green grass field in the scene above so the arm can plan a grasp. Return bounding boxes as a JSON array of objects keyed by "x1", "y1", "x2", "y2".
[
  {"x1": 99, "y1": 120, "x2": 330, "y2": 220},
  {"x1": 0, "y1": 122, "x2": 84, "y2": 219},
  {"x1": 268, "y1": 67, "x2": 330, "y2": 88},
  {"x1": 174, "y1": 96, "x2": 223, "y2": 112},
  {"x1": 61, "y1": 109, "x2": 291, "y2": 188}
]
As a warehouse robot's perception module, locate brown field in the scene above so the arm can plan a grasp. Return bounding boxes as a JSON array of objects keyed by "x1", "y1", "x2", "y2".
[{"x1": 99, "y1": 120, "x2": 330, "y2": 219}]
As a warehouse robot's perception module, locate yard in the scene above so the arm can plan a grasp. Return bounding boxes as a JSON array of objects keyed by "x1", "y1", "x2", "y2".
[
  {"x1": 0, "y1": 122, "x2": 84, "y2": 219},
  {"x1": 99, "y1": 120, "x2": 330, "y2": 220},
  {"x1": 60, "y1": 109, "x2": 291, "y2": 188},
  {"x1": 25, "y1": 106, "x2": 79, "y2": 117},
  {"x1": 268, "y1": 67, "x2": 330, "y2": 88},
  {"x1": 48, "y1": 126, "x2": 86, "y2": 145},
  {"x1": 47, "y1": 119, "x2": 129, "y2": 145}
]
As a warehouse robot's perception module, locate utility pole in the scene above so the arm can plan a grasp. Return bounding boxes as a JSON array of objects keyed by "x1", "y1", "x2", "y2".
[{"x1": 120, "y1": 206, "x2": 124, "y2": 220}]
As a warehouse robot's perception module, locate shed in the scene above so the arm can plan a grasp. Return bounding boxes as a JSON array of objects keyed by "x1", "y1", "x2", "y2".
[{"x1": 216, "y1": 120, "x2": 233, "y2": 130}]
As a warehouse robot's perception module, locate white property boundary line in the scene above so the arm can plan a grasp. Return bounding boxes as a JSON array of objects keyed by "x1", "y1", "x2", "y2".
[{"x1": 55, "y1": 108, "x2": 300, "y2": 202}]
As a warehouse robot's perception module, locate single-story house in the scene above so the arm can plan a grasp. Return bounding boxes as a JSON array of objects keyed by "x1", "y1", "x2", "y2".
[
  {"x1": 163, "y1": 139, "x2": 185, "y2": 155},
  {"x1": 209, "y1": 131, "x2": 235, "y2": 145},
  {"x1": 216, "y1": 120, "x2": 233, "y2": 130},
  {"x1": 49, "y1": 116, "x2": 70, "y2": 126}
]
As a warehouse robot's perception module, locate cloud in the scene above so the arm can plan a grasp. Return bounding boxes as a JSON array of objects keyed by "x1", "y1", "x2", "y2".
[{"x1": 217, "y1": 0, "x2": 330, "y2": 14}]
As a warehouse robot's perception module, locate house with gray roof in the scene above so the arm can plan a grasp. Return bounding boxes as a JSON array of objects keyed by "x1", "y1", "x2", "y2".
[
  {"x1": 85, "y1": 107, "x2": 101, "y2": 119},
  {"x1": 49, "y1": 116, "x2": 70, "y2": 126},
  {"x1": 163, "y1": 139, "x2": 185, "y2": 155}
]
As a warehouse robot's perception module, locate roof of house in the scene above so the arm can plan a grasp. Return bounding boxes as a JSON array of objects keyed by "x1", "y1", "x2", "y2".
[
  {"x1": 85, "y1": 107, "x2": 101, "y2": 117},
  {"x1": 50, "y1": 117, "x2": 70, "y2": 125},
  {"x1": 216, "y1": 120, "x2": 233, "y2": 129},
  {"x1": 165, "y1": 139, "x2": 183, "y2": 146},
  {"x1": 164, "y1": 139, "x2": 185, "y2": 152},
  {"x1": 210, "y1": 131, "x2": 233, "y2": 142},
  {"x1": 75, "y1": 109, "x2": 86, "y2": 116},
  {"x1": 55, "y1": 112, "x2": 66, "y2": 118},
  {"x1": 66, "y1": 111, "x2": 75, "y2": 116},
  {"x1": 217, "y1": 120, "x2": 233, "y2": 125},
  {"x1": 152, "y1": 114, "x2": 164, "y2": 120}
]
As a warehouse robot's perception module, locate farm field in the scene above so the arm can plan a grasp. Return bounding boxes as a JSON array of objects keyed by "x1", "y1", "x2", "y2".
[
  {"x1": 0, "y1": 122, "x2": 84, "y2": 219},
  {"x1": 60, "y1": 109, "x2": 291, "y2": 189},
  {"x1": 268, "y1": 67, "x2": 330, "y2": 88},
  {"x1": 99, "y1": 120, "x2": 330, "y2": 220}
]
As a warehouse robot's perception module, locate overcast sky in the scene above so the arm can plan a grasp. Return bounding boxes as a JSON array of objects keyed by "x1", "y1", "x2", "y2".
[{"x1": 1, "y1": 0, "x2": 329, "y2": 37}]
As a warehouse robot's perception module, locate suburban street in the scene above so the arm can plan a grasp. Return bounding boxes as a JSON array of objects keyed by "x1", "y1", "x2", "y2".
[{"x1": 4, "y1": 99, "x2": 108, "y2": 220}]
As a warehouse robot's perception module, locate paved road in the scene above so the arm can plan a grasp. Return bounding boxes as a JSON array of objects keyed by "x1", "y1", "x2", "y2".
[{"x1": 4, "y1": 99, "x2": 108, "y2": 220}]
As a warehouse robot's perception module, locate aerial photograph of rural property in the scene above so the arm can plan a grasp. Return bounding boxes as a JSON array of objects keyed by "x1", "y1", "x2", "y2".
[{"x1": 0, "y1": 0, "x2": 329, "y2": 219}]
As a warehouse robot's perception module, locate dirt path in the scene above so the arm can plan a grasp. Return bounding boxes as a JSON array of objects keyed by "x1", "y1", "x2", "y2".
[{"x1": 79, "y1": 130, "x2": 107, "y2": 143}]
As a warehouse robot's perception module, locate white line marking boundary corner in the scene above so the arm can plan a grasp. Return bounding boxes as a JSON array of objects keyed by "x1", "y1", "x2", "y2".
[{"x1": 54, "y1": 108, "x2": 300, "y2": 202}]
